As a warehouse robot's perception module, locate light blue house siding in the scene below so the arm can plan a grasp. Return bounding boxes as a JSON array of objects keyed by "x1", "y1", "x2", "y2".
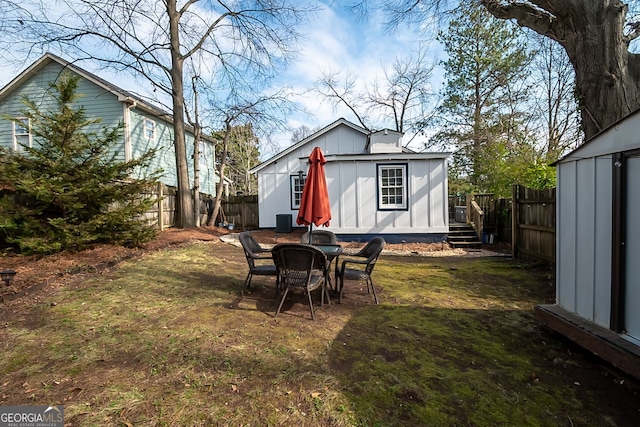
[
  {"x1": 128, "y1": 109, "x2": 217, "y2": 194},
  {"x1": 0, "y1": 53, "x2": 220, "y2": 196},
  {"x1": 0, "y1": 61, "x2": 125, "y2": 158}
]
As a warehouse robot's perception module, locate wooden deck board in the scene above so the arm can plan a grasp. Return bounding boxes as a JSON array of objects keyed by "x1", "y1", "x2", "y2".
[{"x1": 535, "y1": 304, "x2": 640, "y2": 380}]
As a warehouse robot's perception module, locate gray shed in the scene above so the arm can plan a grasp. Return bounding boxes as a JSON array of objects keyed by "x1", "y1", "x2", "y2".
[{"x1": 536, "y1": 108, "x2": 640, "y2": 378}]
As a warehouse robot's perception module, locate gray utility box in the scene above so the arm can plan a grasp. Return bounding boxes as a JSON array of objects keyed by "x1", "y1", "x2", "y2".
[
  {"x1": 275, "y1": 214, "x2": 292, "y2": 233},
  {"x1": 454, "y1": 206, "x2": 467, "y2": 223}
]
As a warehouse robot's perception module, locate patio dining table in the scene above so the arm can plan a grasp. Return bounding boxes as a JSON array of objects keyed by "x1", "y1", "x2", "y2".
[{"x1": 311, "y1": 244, "x2": 343, "y2": 293}]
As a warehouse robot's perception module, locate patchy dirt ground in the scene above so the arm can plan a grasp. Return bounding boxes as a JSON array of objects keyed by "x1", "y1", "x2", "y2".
[
  {"x1": 2, "y1": 227, "x2": 640, "y2": 426},
  {"x1": 0, "y1": 226, "x2": 509, "y2": 305}
]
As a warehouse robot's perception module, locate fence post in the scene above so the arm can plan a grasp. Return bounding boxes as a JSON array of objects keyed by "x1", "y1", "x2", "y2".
[
  {"x1": 158, "y1": 182, "x2": 164, "y2": 231},
  {"x1": 241, "y1": 197, "x2": 246, "y2": 230}
]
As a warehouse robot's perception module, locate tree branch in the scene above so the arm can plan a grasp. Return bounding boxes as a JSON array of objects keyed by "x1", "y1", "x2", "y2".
[{"x1": 480, "y1": 0, "x2": 566, "y2": 43}]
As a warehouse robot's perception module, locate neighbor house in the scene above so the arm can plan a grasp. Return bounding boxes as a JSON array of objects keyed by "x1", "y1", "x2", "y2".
[
  {"x1": 0, "y1": 53, "x2": 227, "y2": 198},
  {"x1": 536, "y1": 107, "x2": 640, "y2": 379},
  {"x1": 249, "y1": 118, "x2": 451, "y2": 243}
]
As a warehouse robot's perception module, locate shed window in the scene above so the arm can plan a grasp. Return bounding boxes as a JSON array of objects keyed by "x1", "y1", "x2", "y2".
[
  {"x1": 290, "y1": 174, "x2": 306, "y2": 209},
  {"x1": 377, "y1": 164, "x2": 407, "y2": 210},
  {"x1": 144, "y1": 118, "x2": 156, "y2": 141},
  {"x1": 13, "y1": 118, "x2": 31, "y2": 151}
]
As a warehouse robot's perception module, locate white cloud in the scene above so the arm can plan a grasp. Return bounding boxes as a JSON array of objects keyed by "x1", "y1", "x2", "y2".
[
  {"x1": 0, "y1": 1, "x2": 441, "y2": 156},
  {"x1": 268, "y1": 1, "x2": 435, "y2": 152}
]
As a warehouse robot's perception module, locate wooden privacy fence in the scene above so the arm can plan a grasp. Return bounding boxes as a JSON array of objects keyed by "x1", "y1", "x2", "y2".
[
  {"x1": 218, "y1": 195, "x2": 259, "y2": 229},
  {"x1": 511, "y1": 184, "x2": 556, "y2": 262},
  {"x1": 451, "y1": 194, "x2": 512, "y2": 243},
  {"x1": 143, "y1": 185, "x2": 259, "y2": 230}
]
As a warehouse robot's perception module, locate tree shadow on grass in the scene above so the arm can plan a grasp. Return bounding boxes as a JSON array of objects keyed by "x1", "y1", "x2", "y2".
[{"x1": 328, "y1": 304, "x2": 640, "y2": 427}]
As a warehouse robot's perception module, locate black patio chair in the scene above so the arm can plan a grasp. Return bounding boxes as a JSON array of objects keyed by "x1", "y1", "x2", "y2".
[
  {"x1": 301, "y1": 229, "x2": 337, "y2": 245},
  {"x1": 271, "y1": 243, "x2": 330, "y2": 320},
  {"x1": 337, "y1": 236, "x2": 385, "y2": 304},
  {"x1": 239, "y1": 231, "x2": 278, "y2": 289}
]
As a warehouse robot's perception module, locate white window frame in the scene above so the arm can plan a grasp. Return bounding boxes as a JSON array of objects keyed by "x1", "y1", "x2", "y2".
[
  {"x1": 290, "y1": 174, "x2": 306, "y2": 209},
  {"x1": 377, "y1": 164, "x2": 408, "y2": 210},
  {"x1": 144, "y1": 118, "x2": 156, "y2": 141},
  {"x1": 13, "y1": 118, "x2": 31, "y2": 151}
]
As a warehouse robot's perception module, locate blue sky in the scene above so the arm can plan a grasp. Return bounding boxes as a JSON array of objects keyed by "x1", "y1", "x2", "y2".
[
  {"x1": 0, "y1": 1, "x2": 443, "y2": 156},
  {"x1": 268, "y1": 1, "x2": 443, "y2": 153}
]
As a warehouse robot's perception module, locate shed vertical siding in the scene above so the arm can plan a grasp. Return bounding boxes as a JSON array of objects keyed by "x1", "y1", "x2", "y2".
[
  {"x1": 411, "y1": 161, "x2": 430, "y2": 227},
  {"x1": 551, "y1": 109, "x2": 640, "y2": 369},
  {"x1": 557, "y1": 161, "x2": 577, "y2": 312},
  {"x1": 594, "y1": 156, "x2": 612, "y2": 327},
  {"x1": 428, "y1": 160, "x2": 448, "y2": 228},
  {"x1": 557, "y1": 156, "x2": 613, "y2": 328},
  {"x1": 575, "y1": 158, "x2": 596, "y2": 320},
  {"x1": 624, "y1": 155, "x2": 640, "y2": 340},
  {"x1": 256, "y1": 166, "x2": 297, "y2": 228},
  {"x1": 254, "y1": 121, "x2": 449, "y2": 236},
  {"x1": 337, "y1": 163, "x2": 358, "y2": 228}
]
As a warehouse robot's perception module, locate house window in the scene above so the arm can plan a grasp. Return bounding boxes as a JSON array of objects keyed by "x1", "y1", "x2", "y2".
[
  {"x1": 144, "y1": 118, "x2": 156, "y2": 141},
  {"x1": 377, "y1": 164, "x2": 408, "y2": 210},
  {"x1": 13, "y1": 118, "x2": 31, "y2": 151},
  {"x1": 291, "y1": 174, "x2": 306, "y2": 209}
]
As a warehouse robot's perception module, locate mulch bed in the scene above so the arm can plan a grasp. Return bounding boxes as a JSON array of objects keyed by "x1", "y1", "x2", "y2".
[{"x1": 0, "y1": 226, "x2": 509, "y2": 306}]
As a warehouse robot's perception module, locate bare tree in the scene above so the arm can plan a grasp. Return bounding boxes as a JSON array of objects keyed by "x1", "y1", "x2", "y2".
[
  {"x1": 316, "y1": 69, "x2": 372, "y2": 130},
  {"x1": 290, "y1": 125, "x2": 320, "y2": 143},
  {"x1": 222, "y1": 124, "x2": 260, "y2": 195},
  {"x1": 206, "y1": 88, "x2": 297, "y2": 226},
  {"x1": 379, "y1": 0, "x2": 640, "y2": 140},
  {"x1": 2, "y1": 0, "x2": 310, "y2": 228},
  {"x1": 529, "y1": 33, "x2": 582, "y2": 161},
  {"x1": 315, "y1": 47, "x2": 436, "y2": 145}
]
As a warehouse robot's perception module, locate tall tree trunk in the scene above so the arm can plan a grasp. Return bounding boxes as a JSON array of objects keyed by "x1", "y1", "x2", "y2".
[
  {"x1": 209, "y1": 122, "x2": 232, "y2": 227},
  {"x1": 191, "y1": 77, "x2": 202, "y2": 228},
  {"x1": 168, "y1": 0, "x2": 195, "y2": 228},
  {"x1": 569, "y1": 3, "x2": 640, "y2": 138},
  {"x1": 482, "y1": 0, "x2": 640, "y2": 140}
]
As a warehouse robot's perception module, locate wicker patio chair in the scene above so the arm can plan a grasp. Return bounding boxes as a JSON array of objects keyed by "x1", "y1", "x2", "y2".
[
  {"x1": 300, "y1": 229, "x2": 337, "y2": 245},
  {"x1": 337, "y1": 236, "x2": 385, "y2": 304},
  {"x1": 271, "y1": 243, "x2": 330, "y2": 320},
  {"x1": 239, "y1": 231, "x2": 278, "y2": 289}
]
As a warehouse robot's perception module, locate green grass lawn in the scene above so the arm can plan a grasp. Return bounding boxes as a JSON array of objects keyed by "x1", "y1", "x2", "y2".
[{"x1": 1, "y1": 241, "x2": 637, "y2": 426}]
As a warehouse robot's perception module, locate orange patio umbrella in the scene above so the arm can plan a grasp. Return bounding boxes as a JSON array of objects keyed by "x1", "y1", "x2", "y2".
[{"x1": 296, "y1": 147, "x2": 332, "y2": 238}]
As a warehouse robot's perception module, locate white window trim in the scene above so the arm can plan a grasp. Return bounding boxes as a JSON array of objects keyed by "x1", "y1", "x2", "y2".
[
  {"x1": 144, "y1": 118, "x2": 156, "y2": 141},
  {"x1": 13, "y1": 118, "x2": 32, "y2": 151},
  {"x1": 290, "y1": 174, "x2": 306, "y2": 209},
  {"x1": 377, "y1": 164, "x2": 408, "y2": 210}
]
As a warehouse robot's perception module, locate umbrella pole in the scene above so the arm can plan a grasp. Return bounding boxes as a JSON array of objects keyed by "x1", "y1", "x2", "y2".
[{"x1": 308, "y1": 224, "x2": 313, "y2": 244}]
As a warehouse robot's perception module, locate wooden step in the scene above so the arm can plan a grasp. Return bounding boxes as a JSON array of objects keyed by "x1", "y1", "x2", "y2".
[{"x1": 447, "y1": 224, "x2": 482, "y2": 249}]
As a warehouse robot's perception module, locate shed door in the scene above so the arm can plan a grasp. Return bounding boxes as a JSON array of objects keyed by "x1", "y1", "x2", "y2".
[{"x1": 625, "y1": 155, "x2": 640, "y2": 343}]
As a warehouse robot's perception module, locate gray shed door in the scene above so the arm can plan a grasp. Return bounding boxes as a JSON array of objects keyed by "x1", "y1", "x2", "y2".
[{"x1": 625, "y1": 155, "x2": 640, "y2": 343}]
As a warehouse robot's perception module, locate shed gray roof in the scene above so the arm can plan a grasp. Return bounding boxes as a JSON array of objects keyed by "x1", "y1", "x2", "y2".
[{"x1": 555, "y1": 107, "x2": 640, "y2": 164}]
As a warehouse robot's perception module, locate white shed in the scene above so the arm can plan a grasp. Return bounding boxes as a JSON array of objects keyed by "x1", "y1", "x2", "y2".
[
  {"x1": 249, "y1": 118, "x2": 451, "y2": 243},
  {"x1": 536, "y1": 108, "x2": 640, "y2": 378}
]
